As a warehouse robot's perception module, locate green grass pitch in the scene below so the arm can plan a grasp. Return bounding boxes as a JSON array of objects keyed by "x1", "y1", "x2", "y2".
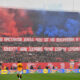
[{"x1": 0, "y1": 73, "x2": 80, "y2": 80}]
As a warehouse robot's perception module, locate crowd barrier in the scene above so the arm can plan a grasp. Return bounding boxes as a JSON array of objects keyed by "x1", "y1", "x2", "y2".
[
  {"x1": 0, "y1": 69, "x2": 80, "y2": 74},
  {"x1": 3, "y1": 62, "x2": 80, "y2": 69}
]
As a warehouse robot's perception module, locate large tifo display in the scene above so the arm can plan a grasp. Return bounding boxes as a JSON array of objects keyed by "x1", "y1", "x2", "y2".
[
  {"x1": 0, "y1": 69, "x2": 80, "y2": 74},
  {"x1": 0, "y1": 8, "x2": 80, "y2": 37}
]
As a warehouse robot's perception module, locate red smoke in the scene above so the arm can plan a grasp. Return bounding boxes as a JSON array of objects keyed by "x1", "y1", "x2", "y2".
[{"x1": 0, "y1": 8, "x2": 33, "y2": 36}]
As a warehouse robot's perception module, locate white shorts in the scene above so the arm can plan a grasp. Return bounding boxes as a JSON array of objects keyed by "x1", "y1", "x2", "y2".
[{"x1": 17, "y1": 71, "x2": 22, "y2": 74}]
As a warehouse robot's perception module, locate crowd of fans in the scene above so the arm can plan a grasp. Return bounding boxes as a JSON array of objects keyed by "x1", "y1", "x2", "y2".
[
  {"x1": 0, "y1": 42, "x2": 80, "y2": 47},
  {"x1": 0, "y1": 41, "x2": 80, "y2": 63}
]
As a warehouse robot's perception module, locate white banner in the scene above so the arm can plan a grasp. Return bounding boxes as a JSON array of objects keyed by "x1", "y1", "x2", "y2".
[{"x1": 3, "y1": 46, "x2": 80, "y2": 52}]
